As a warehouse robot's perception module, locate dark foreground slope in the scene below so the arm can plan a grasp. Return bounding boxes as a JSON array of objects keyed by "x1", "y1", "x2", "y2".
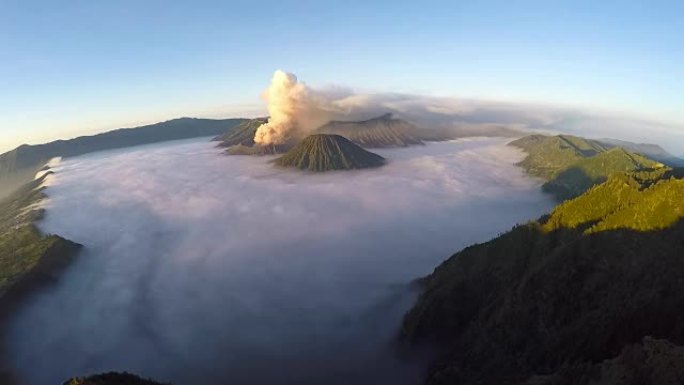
[
  {"x1": 0, "y1": 175, "x2": 81, "y2": 383},
  {"x1": 275, "y1": 134, "x2": 386, "y2": 172},
  {"x1": 0, "y1": 117, "x2": 246, "y2": 196},
  {"x1": 402, "y1": 168, "x2": 684, "y2": 385},
  {"x1": 510, "y1": 135, "x2": 663, "y2": 200},
  {"x1": 63, "y1": 372, "x2": 168, "y2": 385},
  {"x1": 316, "y1": 113, "x2": 427, "y2": 148}
]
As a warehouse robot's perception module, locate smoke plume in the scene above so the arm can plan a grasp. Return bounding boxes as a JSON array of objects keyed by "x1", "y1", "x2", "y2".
[{"x1": 254, "y1": 70, "x2": 332, "y2": 145}]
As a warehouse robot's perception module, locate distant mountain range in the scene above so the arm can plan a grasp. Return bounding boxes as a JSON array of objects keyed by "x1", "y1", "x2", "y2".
[
  {"x1": 315, "y1": 113, "x2": 427, "y2": 147},
  {"x1": 402, "y1": 156, "x2": 684, "y2": 385},
  {"x1": 0, "y1": 117, "x2": 246, "y2": 196},
  {"x1": 510, "y1": 135, "x2": 665, "y2": 200},
  {"x1": 598, "y1": 137, "x2": 684, "y2": 167},
  {"x1": 218, "y1": 113, "x2": 462, "y2": 156},
  {"x1": 274, "y1": 134, "x2": 386, "y2": 172}
]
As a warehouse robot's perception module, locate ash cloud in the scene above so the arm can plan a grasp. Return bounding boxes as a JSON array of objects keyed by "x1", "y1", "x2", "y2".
[
  {"x1": 254, "y1": 70, "x2": 334, "y2": 145},
  {"x1": 7, "y1": 138, "x2": 553, "y2": 385}
]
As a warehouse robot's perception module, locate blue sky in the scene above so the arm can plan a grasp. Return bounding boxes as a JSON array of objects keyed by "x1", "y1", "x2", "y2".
[{"x1": 1, "y1": 0, "x2": 682, "y2": 152}]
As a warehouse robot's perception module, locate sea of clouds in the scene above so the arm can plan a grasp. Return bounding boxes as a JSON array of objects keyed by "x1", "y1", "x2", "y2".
[{"x1": 6, "y1": 137, "x2": 554, "y2": 385}]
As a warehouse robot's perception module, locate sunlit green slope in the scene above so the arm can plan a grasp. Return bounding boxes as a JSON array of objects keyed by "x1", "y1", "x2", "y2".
[{"x1": 402, "y1": 168, "x2": 684, "y2": 385}]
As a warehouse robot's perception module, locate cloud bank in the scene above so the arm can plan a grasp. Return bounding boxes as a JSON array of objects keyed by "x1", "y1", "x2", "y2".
[{"x1": 7, "y1": 138, "x2": 553, "y2": 385}]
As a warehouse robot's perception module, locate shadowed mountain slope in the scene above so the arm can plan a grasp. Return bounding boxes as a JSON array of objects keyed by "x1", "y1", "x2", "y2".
[
  {"x1": 274, "y1": 134, "x2": 385, "y2": 172},
  {"x1": 401, "y1": 169, "x2": 684, "y2": 385}
]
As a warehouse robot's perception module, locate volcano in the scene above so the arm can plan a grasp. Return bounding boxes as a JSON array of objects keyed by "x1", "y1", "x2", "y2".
[
  {"x1": 215, "y1": 118, "x2": 267, "y2": 147},
  {"x1": 274, "y1": 134, "x2": 386, "y2": 172},
  {"x1": 316, "y1": 113, "x2": 425, "y2": 148}
]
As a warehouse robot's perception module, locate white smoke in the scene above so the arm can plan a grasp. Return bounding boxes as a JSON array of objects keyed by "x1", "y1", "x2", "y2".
[{"x1": 254, "y1": 70, "x2": 334, "y2": 145}]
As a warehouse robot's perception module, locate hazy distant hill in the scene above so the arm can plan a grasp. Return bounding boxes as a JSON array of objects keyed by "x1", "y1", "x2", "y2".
[
  {"x1": 316, "y1": 113, "x2": 427, "y2": 148},
  {"x1": 510, "y1": 134, "x2": 663, "y2": 200},
  {"x1": 274, "y1": 134, "x2": 386, "y2": 171},
  {"x1": 0, "y1": 117, "x2": 246, "y2": 197},
  {"x1": 402, "y1": 167, "x2": 684, "y2": 385},
  {"x1": 598, "y1": 137, "x2": 684, "y2": 167}
]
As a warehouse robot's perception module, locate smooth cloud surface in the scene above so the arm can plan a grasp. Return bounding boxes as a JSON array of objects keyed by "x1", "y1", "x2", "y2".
[{"x1": 7, "y1": 138, "x2": 553, "y2": 385}]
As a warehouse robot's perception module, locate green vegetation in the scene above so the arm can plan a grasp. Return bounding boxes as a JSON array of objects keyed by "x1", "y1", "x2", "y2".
[
  {"x1": 542, "y1": 148, "x2": 663, "y2": 199},
  {"x1": 63, "y1": 372, "x2": 168, "y2": 385},
  {"x1": 274, "y1": 134, "x2": 386, "y2": 172},
  {"x1": 316, "y1": 113, "x2": 426, "y2": 148},
  {"x1": 0, "y1": 174, "x2": 81, "y2": 383},
  {"x1": 510, "y1": 134, "x2": 664, "y2": 200},
  {"x1": 402, "y1": 168, "x2": 684, "y2": 385},
  {"x1": 543, "y1": 168, "x2": 684, "y2": 233},
  {"x1": 0, "y1": 175, "x2": 80, "y2": 298},
  {"x1": 511, "y1": 134, "x2": 609, "y2": 179}
]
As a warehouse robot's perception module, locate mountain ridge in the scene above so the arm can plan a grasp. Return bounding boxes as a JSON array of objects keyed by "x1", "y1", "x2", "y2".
[
  {"x1": 402, "y1": 167, "x2": 684, "y2": 385},
  {"x1": 0, "y1": 117, "x2": 247, "y2": 197},
  {"x1": 598, "y1": 137, "x2": 684, "y2": 167},
  {"x1": 510, "y1": 134, "x2": 664, "y2": 200}
]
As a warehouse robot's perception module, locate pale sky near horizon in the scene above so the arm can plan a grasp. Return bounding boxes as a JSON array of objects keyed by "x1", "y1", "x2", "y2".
[{"x1": 1, "y1": 0, "x2": 682, "y2": 153}]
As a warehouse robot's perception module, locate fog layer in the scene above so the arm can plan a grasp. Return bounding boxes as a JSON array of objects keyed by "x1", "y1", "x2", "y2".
[{"x1": 7, "y1": 138, "x2": 553, "y2": 385}]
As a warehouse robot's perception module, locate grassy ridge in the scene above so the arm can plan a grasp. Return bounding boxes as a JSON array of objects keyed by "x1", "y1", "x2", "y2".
[
  {"x1": 402, "y1": 168, "x2": 684, "y2": 384},
  {"x1": 510, "y1": 134, "x2": 663, "y2": 200},
  {"x1": 274, "y1": 134, "x2": 386, "y2": 172},
  {"x1": 543, "y1": 168, "x2": 684, "y2": 233}
]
